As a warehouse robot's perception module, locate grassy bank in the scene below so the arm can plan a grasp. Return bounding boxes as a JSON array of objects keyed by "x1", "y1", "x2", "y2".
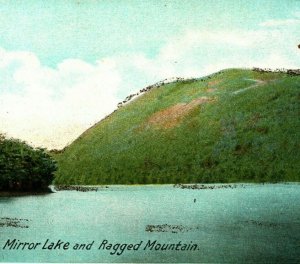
[{"x1": 54, "y1": 69, "x2": 300, "y2": 184}]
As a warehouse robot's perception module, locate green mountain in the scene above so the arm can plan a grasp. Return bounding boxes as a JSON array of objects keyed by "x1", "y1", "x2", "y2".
[{"x1": 54, "y1": 69, "x2": 300, "y2": 184}]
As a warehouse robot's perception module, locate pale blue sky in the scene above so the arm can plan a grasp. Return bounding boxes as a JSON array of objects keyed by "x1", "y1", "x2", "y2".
[
  {"x1": 0, "y1": 0, "x2": 297, "y2": 66},
  {"x1": 0, "y1": 0, "x2": 299, "y2": 148}
]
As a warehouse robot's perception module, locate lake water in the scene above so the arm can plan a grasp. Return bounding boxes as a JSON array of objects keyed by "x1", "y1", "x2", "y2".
[{"x1": 0, "y1": 184, "x2": 299, "y2": 263}]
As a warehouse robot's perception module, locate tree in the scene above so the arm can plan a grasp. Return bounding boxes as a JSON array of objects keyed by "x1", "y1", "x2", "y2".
[{"x1": 0, "y1": 134, "x2": 57, "y2": 192}]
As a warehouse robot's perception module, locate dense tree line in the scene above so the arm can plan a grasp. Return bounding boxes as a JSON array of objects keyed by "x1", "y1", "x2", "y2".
[{"x1": 0, "y1": 134, "x2": 56, "y2": 192}]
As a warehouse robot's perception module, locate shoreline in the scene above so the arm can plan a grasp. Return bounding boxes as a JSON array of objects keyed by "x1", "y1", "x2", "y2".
[
  {"x1": 0, "y1": 190, "x2": 53, "y2": 197},
  {"x1": 1, "y1": 182, "x2": 299, "y2": 197}
]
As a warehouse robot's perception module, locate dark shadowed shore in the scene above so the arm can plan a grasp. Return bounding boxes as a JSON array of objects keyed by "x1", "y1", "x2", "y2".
[{"x1": 0, "y1": 189, "x2": 53, "y2": 197}]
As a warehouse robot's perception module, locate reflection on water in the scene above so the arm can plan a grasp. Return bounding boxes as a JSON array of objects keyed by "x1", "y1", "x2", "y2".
[
  {"x1": 0, "y1": 217, "x2": 30, "y2": 228},
  {"x1": 0, "y1": 197, "x2": 15, "y2": 203},
  {"x1": 0, "y1": 183, "x2": 299, "y2": 262}
]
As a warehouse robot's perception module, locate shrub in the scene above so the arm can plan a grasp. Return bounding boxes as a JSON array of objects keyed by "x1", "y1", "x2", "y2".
[{"x1": 0, "y1": 134, "x2": 57, "y2": 192}]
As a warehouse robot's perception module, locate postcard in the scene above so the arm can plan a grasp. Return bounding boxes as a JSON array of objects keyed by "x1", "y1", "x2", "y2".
[{"x1": 0, "y1": 0, "x2": 299, "y2": 263}]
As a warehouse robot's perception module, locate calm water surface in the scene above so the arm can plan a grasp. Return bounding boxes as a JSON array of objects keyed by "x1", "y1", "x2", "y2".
[{"x1": 0, "y1": 184, "x2": 299, "y2": 263}]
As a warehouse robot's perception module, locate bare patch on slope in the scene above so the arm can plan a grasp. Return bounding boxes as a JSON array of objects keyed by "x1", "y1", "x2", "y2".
[
  {"x1": 207, "y1": 88, "x2": 215, "y2": 93},
  {"x1": 208, "y1": 80, "x2": 221, "y2": 87},
  {"x1": 206, "y1": 80, "x2": 221, "y2": 93},
  {"x1": 147, "y1": 97, "x2": 213, "y2": 129}
]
